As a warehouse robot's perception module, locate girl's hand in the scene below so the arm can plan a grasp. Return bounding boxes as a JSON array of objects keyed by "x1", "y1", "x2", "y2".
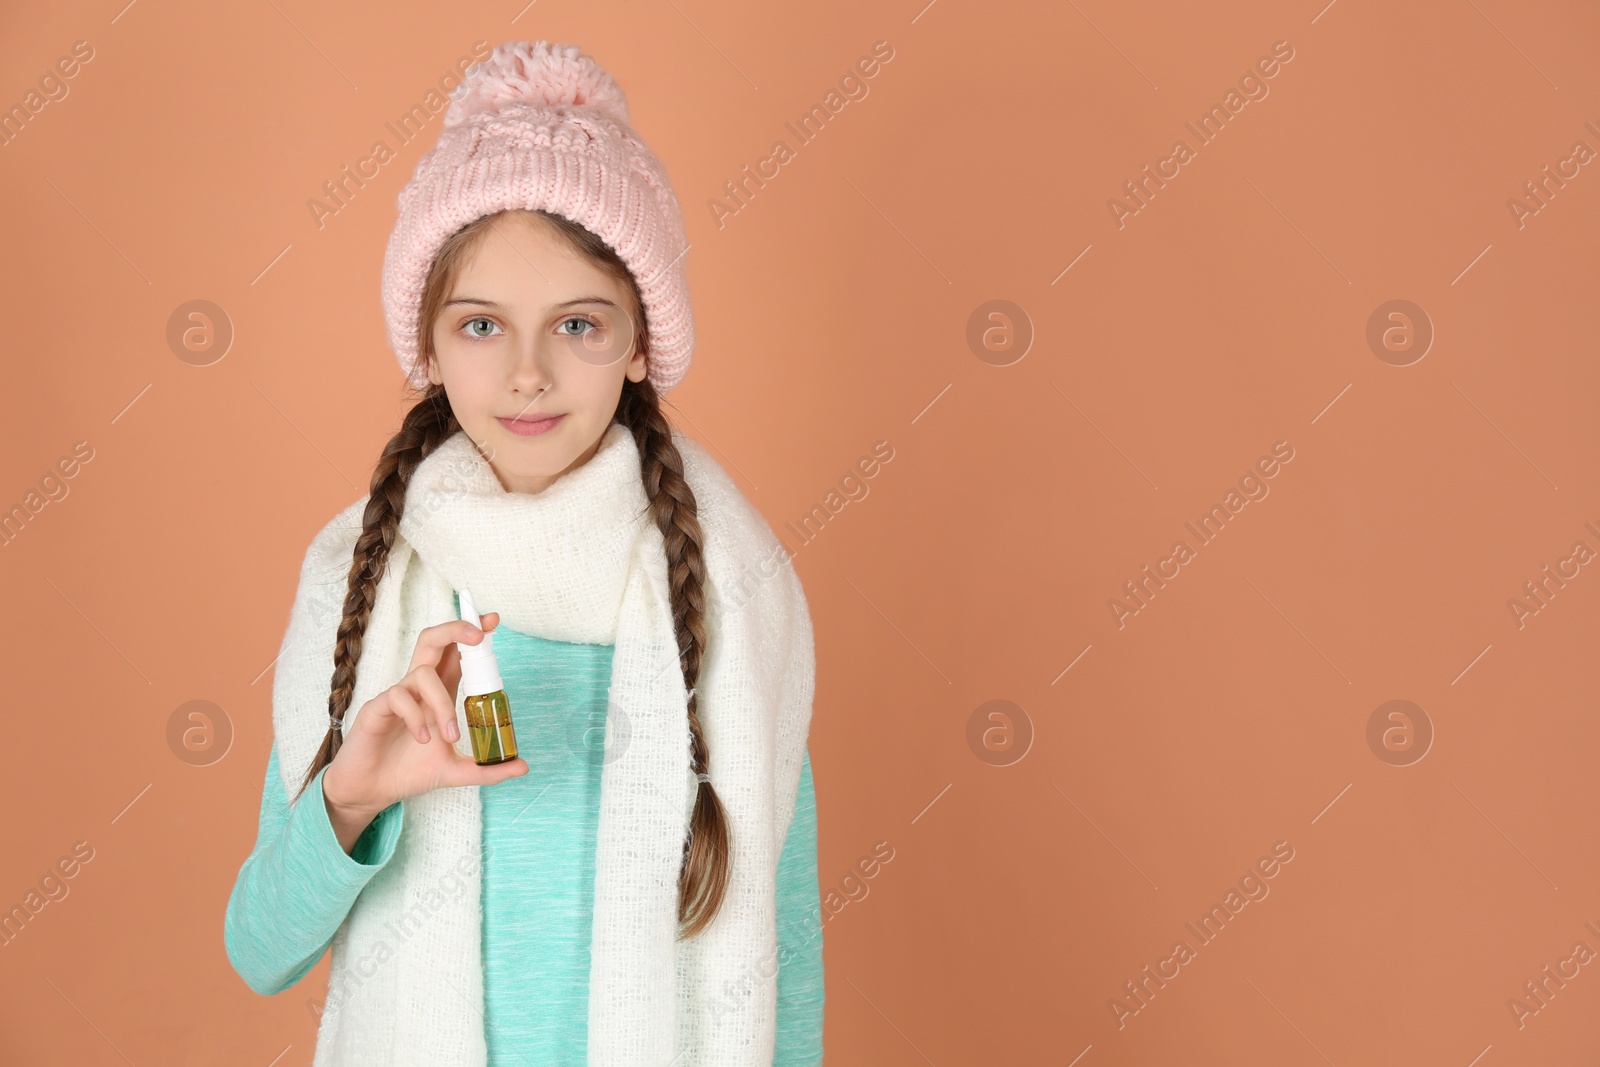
[{"x1": 322, "y1": 612, "x2": 527, "y2": 850}]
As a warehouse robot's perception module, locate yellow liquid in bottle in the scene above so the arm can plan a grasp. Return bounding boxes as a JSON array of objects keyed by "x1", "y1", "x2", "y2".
[{"x1": 464, "y1": 690, "x2": 518, "y2": 765}]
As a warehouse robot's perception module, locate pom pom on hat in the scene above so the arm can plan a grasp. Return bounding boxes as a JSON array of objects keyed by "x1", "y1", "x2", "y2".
[{"x1": 443, "y1": 40, "x2": 631, "y2": 128}]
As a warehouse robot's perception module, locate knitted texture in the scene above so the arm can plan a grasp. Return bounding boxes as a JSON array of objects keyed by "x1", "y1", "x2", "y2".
[
  {"x1": 271, "y1": 422, "x2": 814, "y2": 1065},
  {"x1": 381, "y1": 40, "x2": 696, "y2": 394}
]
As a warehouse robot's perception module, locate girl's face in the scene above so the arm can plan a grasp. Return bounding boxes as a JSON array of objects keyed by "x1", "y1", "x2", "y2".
[{"x1": 425, "y1": 212, "x2": 648, "y2": 495}]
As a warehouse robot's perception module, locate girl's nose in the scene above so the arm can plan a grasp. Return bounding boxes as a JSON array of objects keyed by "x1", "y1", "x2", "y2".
[{"x1": 507, "y1": 340, "x2": 554, "y2": 395}]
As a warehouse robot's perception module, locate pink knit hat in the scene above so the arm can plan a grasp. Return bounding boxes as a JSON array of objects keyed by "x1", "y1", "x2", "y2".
[{"x1": 381, "y1": 41, "x2": 694, "y2": 393}]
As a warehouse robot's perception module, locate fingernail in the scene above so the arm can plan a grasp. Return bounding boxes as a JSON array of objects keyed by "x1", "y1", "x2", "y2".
[
  {"x1": 448, "y1": 721, "x2": 460, "y2": 741},
  {"x1": 421, "y1": 726, "x2": 431, "y2": 742}
]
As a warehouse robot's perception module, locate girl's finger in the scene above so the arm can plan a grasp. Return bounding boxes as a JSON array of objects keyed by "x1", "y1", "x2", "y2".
[
  {"x1": 440, "y1": 754, "x2": 527, "y2": 789},
  {"x1": 383, "y1": 682, "x2": 433, "y2": 744},
  {"x1": 408, "y1": 663, "x2": 462, "y2": 743},
  {"x1": 407, "y1": 619, "x2": 491, "y2": 675}
]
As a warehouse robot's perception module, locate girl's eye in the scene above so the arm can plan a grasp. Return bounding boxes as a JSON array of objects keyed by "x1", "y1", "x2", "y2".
[
  {"x1": 462, "y1": 317, "x2": 502, "y2": 340},
  {"x1": 559, "y1": 316, "x2": 599, "y2": 337}
]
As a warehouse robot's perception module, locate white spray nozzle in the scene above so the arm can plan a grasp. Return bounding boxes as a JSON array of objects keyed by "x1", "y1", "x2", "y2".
[
  {"x1": 456, "y1": 587, "x2": 504, "y2": 697},
  {"x1": 459, "y1": 587, "x2": 482, "y2": 628}
]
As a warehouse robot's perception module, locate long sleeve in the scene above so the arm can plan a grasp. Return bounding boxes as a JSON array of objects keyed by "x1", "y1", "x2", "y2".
[
  {"x1": 224, "y1": 742, "x2": 405, "y2": 995},
  {"x1": 773, "y1": 745, "x2": 824, "y2": 1066}
]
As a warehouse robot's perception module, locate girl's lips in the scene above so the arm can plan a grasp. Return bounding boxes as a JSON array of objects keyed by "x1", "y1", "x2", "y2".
[{"x1": 497, "y1": 414, "x2": 565, "y2": 437}]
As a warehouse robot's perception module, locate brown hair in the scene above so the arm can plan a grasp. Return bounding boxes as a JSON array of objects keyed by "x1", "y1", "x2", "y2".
[{"x1": 292, "y1": 208, "x2": 729, "y2": 939}]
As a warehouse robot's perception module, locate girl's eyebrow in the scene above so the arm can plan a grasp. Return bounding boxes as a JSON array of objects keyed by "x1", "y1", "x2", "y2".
[{"x1": 443, "y1": 296, "x2": 622, "y2": 311}]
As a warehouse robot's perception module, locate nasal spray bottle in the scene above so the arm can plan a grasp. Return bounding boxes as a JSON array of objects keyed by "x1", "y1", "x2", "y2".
[{"x1": 456, "y1": 588, "x2": 519, "y2": 765}]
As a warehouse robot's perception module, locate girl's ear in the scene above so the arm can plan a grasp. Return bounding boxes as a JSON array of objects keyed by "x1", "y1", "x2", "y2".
[
  {"x1": 425, "y1": 351, "x2": 443, "y2": 386},
  {"x1": 625, "y1": 343, "x2": 649, "y2": 383}
]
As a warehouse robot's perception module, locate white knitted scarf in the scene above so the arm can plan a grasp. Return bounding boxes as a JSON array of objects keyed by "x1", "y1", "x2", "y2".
[{"x1": 270, "y1": 420, "x2": 815, "y2": 1066}]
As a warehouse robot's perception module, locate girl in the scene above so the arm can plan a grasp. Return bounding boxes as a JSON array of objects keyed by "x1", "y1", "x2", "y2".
[{"x1": 224, "y1": 41, "x2": 822, "y2": 1067}]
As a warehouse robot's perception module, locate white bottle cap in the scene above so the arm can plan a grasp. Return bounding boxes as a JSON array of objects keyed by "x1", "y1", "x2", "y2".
[{"x1": 456, "y1": 588, "x2": 504, "y2": 697}]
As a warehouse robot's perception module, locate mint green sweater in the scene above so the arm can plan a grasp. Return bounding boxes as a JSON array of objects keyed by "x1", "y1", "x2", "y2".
[{"x1": 225, "y1": 624, "x2": 824, "y2": 1065}]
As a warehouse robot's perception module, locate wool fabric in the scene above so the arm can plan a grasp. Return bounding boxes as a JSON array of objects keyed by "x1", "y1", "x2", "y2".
[
  {"x1": 271, "y1": 420, "x2": 815, "y2": 1065},
  {"x1": 381, "y1": 40, "x2": 696, "y2": 394}
]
